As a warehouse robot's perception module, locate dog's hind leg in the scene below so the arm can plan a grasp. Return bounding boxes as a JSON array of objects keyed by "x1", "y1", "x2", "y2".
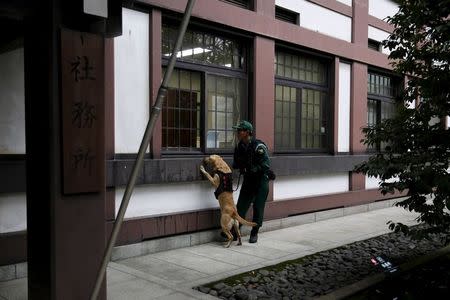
[
  {"x1": 221, "y1": 214, "x2": 233, "y2": 248},
  {"x1": 233, "y1": 220, "x2": 242, "y2": 246}
]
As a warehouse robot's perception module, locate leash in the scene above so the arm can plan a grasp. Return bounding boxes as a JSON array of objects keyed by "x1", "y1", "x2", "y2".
[{"x1": 233, "y1": 173, "x2": 242, "y2": 192}]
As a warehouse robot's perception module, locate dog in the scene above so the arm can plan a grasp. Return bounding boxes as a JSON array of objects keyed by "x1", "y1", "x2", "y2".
[{"x1": 200, "y1": 154, "x2": 257, "y2": 248}]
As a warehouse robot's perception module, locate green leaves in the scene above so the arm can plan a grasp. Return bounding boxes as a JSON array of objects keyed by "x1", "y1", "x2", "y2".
[{"x1": 357, "y1": 0, "x2": 450, "y2": 239}]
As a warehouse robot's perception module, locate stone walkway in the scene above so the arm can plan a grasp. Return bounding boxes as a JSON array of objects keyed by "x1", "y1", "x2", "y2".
[{"x1": 0, "y1": 203, "x2": 419, "y2": 300}]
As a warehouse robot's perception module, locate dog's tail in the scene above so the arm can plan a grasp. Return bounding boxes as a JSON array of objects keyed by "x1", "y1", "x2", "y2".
[{"x1": 233, "y1": 212, "x2": 257, "y2": 227}]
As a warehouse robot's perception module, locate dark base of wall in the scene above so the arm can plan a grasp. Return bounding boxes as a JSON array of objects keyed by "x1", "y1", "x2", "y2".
[
  {"x1": 0, "y1": 231, "x2": 26, "y2": 266},
  {"x1": 111, "y1": 188, "x2": 404, "y2": 246},
  {"x1": 1, "y1": 189, "x2": 405, "y2": 266}
]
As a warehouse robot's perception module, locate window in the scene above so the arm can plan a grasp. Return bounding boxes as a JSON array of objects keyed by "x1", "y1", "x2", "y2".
[
  {"x1": 275, "y1": 51, "x2": 327, "y2": 85},
  {"x1": 275, "y1": 6, "x2": 300, "y2": 25},
  {"x1": 274, "y1": 50, "x2": 329, "y2": 152},
  {"x1": 367, "y1": 72, "x2": 398, "y2": 151},
  {"x1": 162, "y1": 24, "x2": 245, "y2": 69},
  {"x1": 368, "y1": 39, "x2": 381, "y2": 52},
  {"x1": 162, "y1": 24, "x2": 247, "y2": 153},
  {"x1": 219, "y1": 0, "x2": 253, "y2": 9},
  {"x1": 368, "y1": 73, "x2": 395, "y2": 97},
  {"x1": 162, "y1": 69, "x2": 201, "y2": 151},
  {"x1": 206, "y1": 75, "x2": 244, "y2": 149}
]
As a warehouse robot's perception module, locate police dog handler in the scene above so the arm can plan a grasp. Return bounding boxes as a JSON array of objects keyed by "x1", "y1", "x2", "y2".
[{"x1": 232, "y1": 120, "x2": 271, "y2": 243}]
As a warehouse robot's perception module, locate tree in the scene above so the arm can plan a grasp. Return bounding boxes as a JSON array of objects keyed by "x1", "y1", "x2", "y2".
[{"x1": 356, "y1": 0, "x2": 450, "y2": 238}]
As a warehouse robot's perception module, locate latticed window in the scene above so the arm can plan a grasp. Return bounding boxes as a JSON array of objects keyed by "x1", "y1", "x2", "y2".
[
  {"x1": 367, "y1": 72, "x2": 398, "y2": 151},
  {"x1": 162, "y1": 24, "x2": 245, "y2": 70},
  {"x1": 162, "y1": 68, "x2": 201, "y2": 151},
  {"x1": 274, "y1": 50, "x2": 329, "y2": 152},
  {"x1": 275, "y1": 85, "x2": 297, "y2": 149},
  {"x1": 368, "y1": 73, "x2": 395, "y2": 97},
  {"x1": 206, "y1": 75, "x2": 244, "y2": 149},
  {"x1": 162, "y1": 23, "x2": 247, "y2": 153},
  {"x1": 275, "y1": 51, "x2": 327, "y2": 85}
]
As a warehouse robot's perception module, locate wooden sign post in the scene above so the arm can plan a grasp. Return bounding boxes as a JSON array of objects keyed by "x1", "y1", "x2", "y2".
[{"x1": 61, "y1": 28, "x2": 104, "y2": 194}]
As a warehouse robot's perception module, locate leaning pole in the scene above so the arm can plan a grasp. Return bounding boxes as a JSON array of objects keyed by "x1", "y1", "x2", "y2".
[{"x1": 90, "y1": 1, "x2": 196, "y2": 298}]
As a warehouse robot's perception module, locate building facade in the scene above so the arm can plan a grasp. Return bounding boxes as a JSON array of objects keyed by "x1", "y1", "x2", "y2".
[{"x1": 1, "y1": 0, "x2": 409, "y2": 272}]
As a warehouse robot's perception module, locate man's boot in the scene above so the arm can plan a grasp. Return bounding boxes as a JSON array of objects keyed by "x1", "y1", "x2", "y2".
[{"x1": 249, "y1": 227, "x2": 259, "y2": 243}]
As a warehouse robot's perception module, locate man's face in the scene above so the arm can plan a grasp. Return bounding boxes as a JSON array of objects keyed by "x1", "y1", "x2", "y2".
[{"x1": 236, "y1": 129, "x2": 250, "y2": 142}]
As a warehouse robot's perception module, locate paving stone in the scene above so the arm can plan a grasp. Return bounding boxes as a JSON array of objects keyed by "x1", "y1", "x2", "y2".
[
  {"x1": 315, "y1": 208, "x2": 344, "y2": 221},
  {"x1": 0, "y1": 265, "x2": 15, "y2": 282},
  {"x1": 15, "y1": 263, "x2": 27, "y2": 279}
]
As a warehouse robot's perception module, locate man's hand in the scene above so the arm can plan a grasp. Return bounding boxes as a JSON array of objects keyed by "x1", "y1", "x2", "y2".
[{"x1": 250, "y1": 166, "x2": 258, "y2": 173}]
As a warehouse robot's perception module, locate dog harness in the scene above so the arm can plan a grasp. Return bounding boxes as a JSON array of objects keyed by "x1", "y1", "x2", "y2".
[{"x1": 214, "y1": 171, "x2": 233, "y2": 199}]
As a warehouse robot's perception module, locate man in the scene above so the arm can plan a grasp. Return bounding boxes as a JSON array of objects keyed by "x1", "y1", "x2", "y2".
[{"x1": 232, "y1": 120, "x2": 270, "y2": 243}]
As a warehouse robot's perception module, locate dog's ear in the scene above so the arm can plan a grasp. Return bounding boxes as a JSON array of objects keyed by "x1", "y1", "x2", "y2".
[
  {"x1": 202, "y1": 156, "x2": 216, "y2": 172},
  {"x1": 215, "y1": 156, "x2": 232, "y2": 173}
]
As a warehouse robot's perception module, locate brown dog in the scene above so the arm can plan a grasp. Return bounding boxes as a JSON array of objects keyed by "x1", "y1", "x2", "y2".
[{"x1": 200, "y1": 154, "x2": 257, "y2": 247}]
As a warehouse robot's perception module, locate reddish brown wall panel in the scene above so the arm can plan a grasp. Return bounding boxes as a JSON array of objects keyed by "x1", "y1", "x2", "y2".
[
  {"x1": 350, "y1": 62, "x2": 368, "y2": 153},
  {"x1": 0, "y1": 232, "x2": 26, "y2": 265},
  {"x1": 140, "y1": 0, "x2": 391, "y2": 70}
]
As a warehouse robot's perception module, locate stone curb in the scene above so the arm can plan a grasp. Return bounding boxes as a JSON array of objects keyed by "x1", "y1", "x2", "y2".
[
  {"x1": 111, "y1": 197, "x2": 404, "y2": 261},
  {"x1": 315, "y1": 243, "x2": 450, "y2": 300},
  {"x1": 0, "y1": 197, "x2": 405, "y2": 282}
]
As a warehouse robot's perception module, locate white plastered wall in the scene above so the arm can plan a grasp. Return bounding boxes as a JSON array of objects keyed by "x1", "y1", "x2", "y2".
[
  {"x1": 0, "y1": 48, "x2": 25, "y2": 154},
  {"x1": 368, "y1": 26, "x2": 391, "y2": 55},
  {"x1": 274, "y1": 173, "x2": 349, "y2": 201},
  {"x1": 114, "y1": 8, "x2": 149, "y2": 153},
  {"x1": 365, "y1": 175, "x2": 399, "y2": 190},
  {"x1": 406, "y1": 99, "x2": 416, "y2": 109},
  {"x1": 368, "y1": 0, "x2": 399, "y2": 20},
  {"x1": 116, "y1": 182, "x2": 242, "y2": 219},
  {"x1": 0, "y1": 193, "x2": 27, "y2": 233},
  {"x1": 365, "y1": 175, "x2": 380, "y2": 189},
  {"x1": 338, "y1": 62, "x2": 351, "y2": 152},
  {"x1": 275, "y1": 0, "x2": 352, "y2": 42}
]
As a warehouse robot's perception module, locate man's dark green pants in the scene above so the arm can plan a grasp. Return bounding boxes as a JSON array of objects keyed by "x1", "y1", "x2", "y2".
[{"x1": 236, "y1": 174, "x2": 269, "y2": 228}]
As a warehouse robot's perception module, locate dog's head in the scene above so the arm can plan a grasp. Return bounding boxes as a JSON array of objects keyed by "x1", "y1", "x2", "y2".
[{"x1": 203, "y1": 155, "x2": 232, "y2": 174}]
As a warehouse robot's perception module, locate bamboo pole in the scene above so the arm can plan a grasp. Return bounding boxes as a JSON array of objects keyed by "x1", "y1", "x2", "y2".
[{"x1": 90, "y1": 1, "x2": 196, "y2": 298}]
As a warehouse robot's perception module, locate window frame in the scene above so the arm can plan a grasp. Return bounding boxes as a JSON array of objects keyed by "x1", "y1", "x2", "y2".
[
  {"x1": 368, "y1": 39, "x2": 381, "y2": 52},
  {"x1": 203, "y1": 71, "x2": 248, "y2": 154},
  {"x1": 274, "y1": 48, "x2": 332, "y2": 154},
  {"x1": 219, "y1": 0, "x2": 253, "y2": 10},
  {"x1": 161, "y1": 23, "x2": 249, "y2": 156},
  {"x1": 160, "y1": 67, "x2": 204, "y2": 154},
  {"x1": 275, "y1": 6, "x2": 300, "y2": 25},
  {"x1": 162, "y1": 22, "x2": 248, "y2": 73},
  {"x1": 366, "y1": 70, "x2": 400, "y2": 152}
]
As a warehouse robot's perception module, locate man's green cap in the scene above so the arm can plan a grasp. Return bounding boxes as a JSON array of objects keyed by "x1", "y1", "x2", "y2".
[{"x1": 232, "y1": 120, "x2": 253, "y2": 132}]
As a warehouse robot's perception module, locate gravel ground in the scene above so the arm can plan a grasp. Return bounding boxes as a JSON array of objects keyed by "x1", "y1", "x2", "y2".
[{"x1": 194, "y1": 229, "x2": 448, "y2": 300}]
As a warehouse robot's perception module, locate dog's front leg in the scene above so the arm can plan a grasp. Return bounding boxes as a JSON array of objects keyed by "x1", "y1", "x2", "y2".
[{"x1": 199, "y1": 165, "x2": 220, "y2": 188}]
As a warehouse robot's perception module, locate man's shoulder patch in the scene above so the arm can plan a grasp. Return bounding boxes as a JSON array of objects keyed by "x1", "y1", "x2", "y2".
[{"x1": 255, "y1": 143, "x2": 267, "y2": 155}]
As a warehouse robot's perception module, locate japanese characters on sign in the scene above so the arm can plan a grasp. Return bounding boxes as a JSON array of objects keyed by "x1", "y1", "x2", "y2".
[{"x1": 61, "y1": 28, "x2": 104, "y2": 194}]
